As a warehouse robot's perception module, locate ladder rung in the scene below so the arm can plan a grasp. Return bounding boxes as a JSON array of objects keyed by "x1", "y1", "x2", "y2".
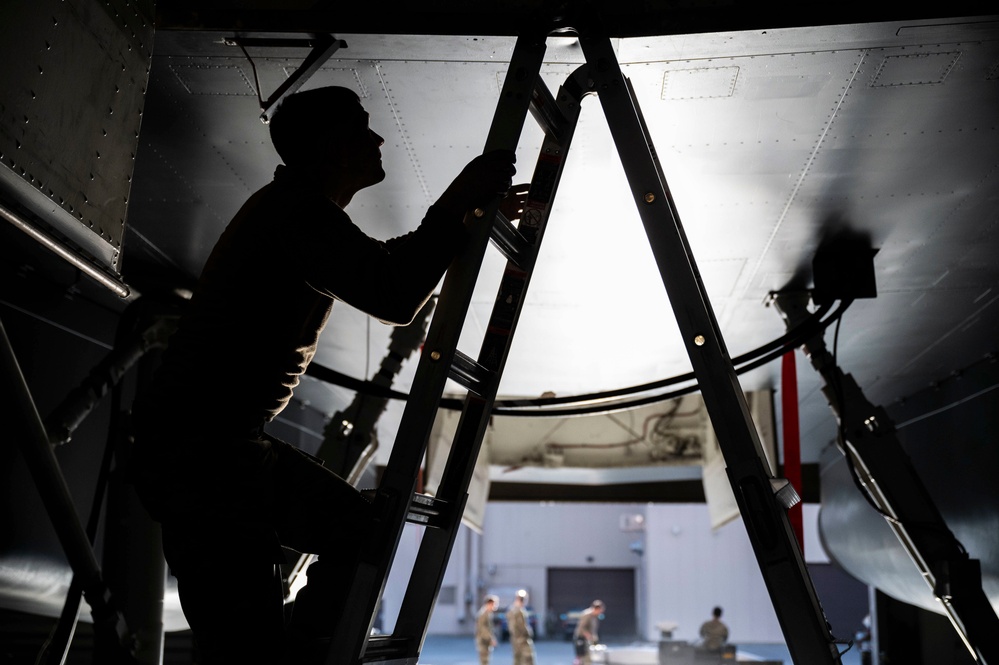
[
  {"x1": 529, "y1": 76, "x2": 568, "y2": 142},
  {"x1": 361, "y1": 635, "x2": 417, "y2": 664},
  {"x1": 448, "y1": 350, "x2": 495, "y2": 396},
  {"x1": 405, "y1": 493, "x2": 448, "y2": 529},
  {"x1": 489, "y1": 210, "x2": 534, "y2": 269}
]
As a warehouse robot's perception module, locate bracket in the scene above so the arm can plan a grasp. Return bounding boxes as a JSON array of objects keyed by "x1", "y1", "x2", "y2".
[{"x1": 226, "y1": 34, "x2": 347, "y2": 123}]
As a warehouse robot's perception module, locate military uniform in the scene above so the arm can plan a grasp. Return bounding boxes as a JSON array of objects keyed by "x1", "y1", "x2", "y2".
[
  {"x1": 506, "y1": 604, "x2": 536, "y2": 665},
  {"x1": 475, "y1": 602, "x2": 496, "y2": 665},
  {"x1": 573, "y1": 606, "x2": 602, "y2": 665},
  {"x1": 699, "y1": 617, "x2": 729, "y2": 652}
]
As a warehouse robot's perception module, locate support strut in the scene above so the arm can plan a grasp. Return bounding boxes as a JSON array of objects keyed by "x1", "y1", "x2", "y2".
[{"x1": 771, "y1": 290, "x2": 999, "y2": 664}]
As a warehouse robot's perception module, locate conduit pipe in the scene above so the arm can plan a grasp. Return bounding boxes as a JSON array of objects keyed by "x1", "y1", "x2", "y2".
[{"x1": 0, "y1": 316, "x2": 131, "y2": 656}]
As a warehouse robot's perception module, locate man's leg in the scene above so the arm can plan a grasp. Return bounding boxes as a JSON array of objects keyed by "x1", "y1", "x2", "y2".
[
  {"x1": 131, "y1": 416, "x2": 292, "y2": 664},
  {"x1": 269, "y1": 440, "x2": 372, "y2": 553},
  {"x1": 267, "y1": 439, "x2": 374, "y2": 651},
  {"x1": 163, "y1": 521, "x2": 286, "y2": 664},
  {"x1": 513, "y1": 640, "x2": 529, "y2": 665}
]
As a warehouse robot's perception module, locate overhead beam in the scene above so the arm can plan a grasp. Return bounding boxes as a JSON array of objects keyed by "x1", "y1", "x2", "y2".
[
  {"x1": 225, "y1": 33, "x2": 347, "y2": 123},
  {"x1": 487, "y1": 464, "x2": 823, "y2": 503},
  {"x1": 154, "y1": 2, "x2": 998, "y2": 38}
]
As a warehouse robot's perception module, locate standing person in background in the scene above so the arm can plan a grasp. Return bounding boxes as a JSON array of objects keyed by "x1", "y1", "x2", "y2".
[
  {"x1": 699, "y1": 606, "x2": 729, "y2": 653},
  {"x1": 573, "y1": 600, "x2": 605, "y2": 665},
  {"x1": 507, "y1": 589, "x2": 536, "y2": 665},
  {"x1": 476, "y1": 595, "x2": 499, "y2": 665}
]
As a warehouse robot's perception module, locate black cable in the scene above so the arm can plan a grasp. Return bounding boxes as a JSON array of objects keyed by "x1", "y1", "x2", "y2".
[
  {"x1": 830, "y1": 305, "x2": 898, "y2": 522},
  {"x1": 494, "y1": 298, "x2": 847, "y2": 415},
  {"x1": 492, "y1": 300, "x2": 837, "y2": 412},
  {"x1": 305, "y1": 298, "x2": 850, "y2": 417},
  {"x1": 836, "y1": 639, "x2": 856, "y2": 657},
  {"x1": 495, "y1": 301, "x2": 844, "y2": 417},
  {"x1": 237, "y1": 42, "x2": 265, "y2": 111}
]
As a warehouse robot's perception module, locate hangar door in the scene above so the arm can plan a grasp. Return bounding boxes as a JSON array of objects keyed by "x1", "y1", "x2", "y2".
[{"x1": 548, "y1": 567, "x2": 636, "y2": 639}]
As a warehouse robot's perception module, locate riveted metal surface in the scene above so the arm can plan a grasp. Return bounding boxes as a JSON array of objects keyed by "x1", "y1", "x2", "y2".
[{"x1": 0, "y1": 0, "x2": 154, "y2": 275}]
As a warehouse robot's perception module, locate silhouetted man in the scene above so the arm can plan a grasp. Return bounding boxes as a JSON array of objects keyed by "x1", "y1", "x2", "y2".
[{"x1": 130, "y1": 85, "x2": 518, "y2": 664}]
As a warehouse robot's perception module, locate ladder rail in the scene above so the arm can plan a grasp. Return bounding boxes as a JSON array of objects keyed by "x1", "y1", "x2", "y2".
[
  {"x1": 323, "y1": 33, "x2": 550, "y2": 664},
  {"x1": 305, "y1": 28, "x2": 850, "y2": 665},
  {"x1": 576, "y1": 34, "x2": 843, "y2": 665},
  {"x1": 393, "y1": 65, "x2": 590, "y2": 646}
]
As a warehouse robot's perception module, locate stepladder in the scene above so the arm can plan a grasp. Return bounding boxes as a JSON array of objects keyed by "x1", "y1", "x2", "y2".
[{"x1": 291, "y1": 26, "x2": 846, "y2": 665}]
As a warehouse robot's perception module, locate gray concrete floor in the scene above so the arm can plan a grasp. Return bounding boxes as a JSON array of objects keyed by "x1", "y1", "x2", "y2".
[{"x1": 419, "y1": 635, "x2": 863, "y2": 664}]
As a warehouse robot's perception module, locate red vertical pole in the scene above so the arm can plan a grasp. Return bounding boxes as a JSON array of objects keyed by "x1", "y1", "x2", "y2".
[{"x1": 781, "y1": 350, "x2": 804, "y2": 552}]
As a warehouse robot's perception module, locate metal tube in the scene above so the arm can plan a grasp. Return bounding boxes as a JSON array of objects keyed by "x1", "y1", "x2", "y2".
[
  {"x1": 0, "y1": 202, "x2": 130, "y2": 299},
  {"x1": 0, "y1": 316, "x2": 125, "y2": 635}
]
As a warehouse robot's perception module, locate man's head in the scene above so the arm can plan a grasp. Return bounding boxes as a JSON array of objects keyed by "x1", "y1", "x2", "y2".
[
  {"x1": 592, "y1": 600, "x2": 605, "y2": 612},
  {"x1": 269, "y1": 86, "x2": 385, "y2": 194},
  {"x1": 712, "y1": 606, "x2": 723, "y2": 618},
  {"x1": 485, "y1": 594, "x2": 499, "y2": 609},
  {"x1": 515, "y1": 589, "x2": 528, "y2": 606}
]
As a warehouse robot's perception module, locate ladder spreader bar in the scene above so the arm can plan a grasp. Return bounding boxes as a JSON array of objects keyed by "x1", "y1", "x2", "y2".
[{"x1": 361, "y1": 635, "x2": 417, "y2": 665}]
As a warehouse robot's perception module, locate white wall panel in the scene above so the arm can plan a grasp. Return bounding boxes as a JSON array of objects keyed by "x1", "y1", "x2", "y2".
[
  {"x1": 391, "y1": 501, "x2": 829, "y2": 640},
  {"x1": 645, "y1": 504, "x2": 783, "y2": 644}
]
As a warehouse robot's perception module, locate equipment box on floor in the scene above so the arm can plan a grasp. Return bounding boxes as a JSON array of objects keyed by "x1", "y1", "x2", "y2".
[{"x1": 658, "y1": 641, "x2": 757, "y2": 664}]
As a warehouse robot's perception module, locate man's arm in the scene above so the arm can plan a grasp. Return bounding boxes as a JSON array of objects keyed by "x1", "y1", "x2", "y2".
[
  {"x1": 302, "y1": 204, "x2": 467, "y2": 324},
  {"x1": 297, "y1": 150, "x2": 517, "y2": 324},
  {"x1": 581, "y1": 612, "x2": 597, "y2": 640}
]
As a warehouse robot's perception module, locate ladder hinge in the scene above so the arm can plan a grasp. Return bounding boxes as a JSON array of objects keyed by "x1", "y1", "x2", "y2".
[
  {"x1": 361, "y1": 635, "x2": 418, "y2": 664},
  {"x1": 530, "y1": 77, "x2": 568, "y2": 142}
]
